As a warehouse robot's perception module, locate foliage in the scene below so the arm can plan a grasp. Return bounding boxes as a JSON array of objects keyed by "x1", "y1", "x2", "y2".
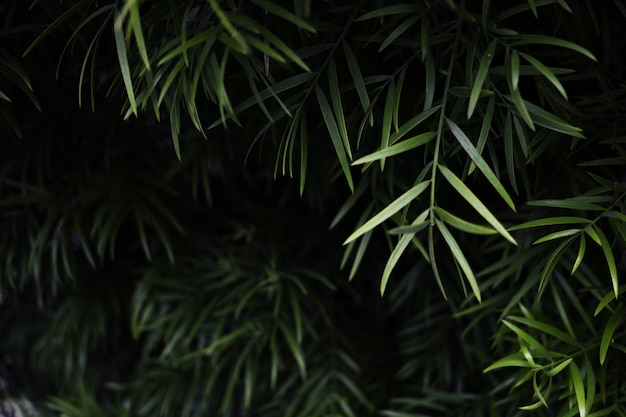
[{"x1": 1, "y1": 0, "x2": 626, "y2": 416}]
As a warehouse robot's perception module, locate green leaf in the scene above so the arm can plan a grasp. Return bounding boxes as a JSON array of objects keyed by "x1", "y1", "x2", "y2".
[
  {"x1": 532, "y1": 229, "x2": 581, "y2": 244},
  {"x1": 528, "y1": 198, "x2": 604, "y2": 211},
  {"x1": 352, "y1": 132, "x2": 436, "y2": 165},
  {"x1": 328, "y1": 59, "x2": 351, "y2": 160},
  {"x1": 569, "y1": 361, "x2": 587, "y2": 417},
  {"x1": 468, "y1": 39, "x2": 497, "y2": 119},
  {"x1": 520, "y1": 52, "x2": 567, "y2": 99},
  {"x1": 434, "y1": 207, "x2": 496, "y2": 235},
  {"x1": 600, "y1": 308, "x2": 626, "y2": 364},
  {"x1": 208, "y1": 0, "x2": 249, "y2": 54},
  {"x1": 545, "y1": 357, "x2": 573, "y2": 377},
  {"x1": 381, "y1": 231, "x2": 415, "y2": 295},
  {"x1": 439, "y1": 165, "x2": 517, "y2": 245},
  {"x1": 356, "y1": 4, "x2": 422, "y2": 20},
  {"x1": 343, "y1": 40, "x2": 373, "y2": 126},
  {"x1": 114, "y1": 8, "x2": 137, "y2": 117},
  {"x1": 593, "y1": 225, "x2": 619, "y2": 298},
  {"x1": 344, "y1": 181, "x2": 430, "y2": 245},
  {"x1": 508, "y1": 316, "x2": 578, "y2": 346},
  {"x1": 512, "y1": 34, "x2": 597, "y2": 62},
  {"x1": 446, "y1": 117, "x2": 516, "y2": 210},
  {"x1": 572, "y1": 234, "x2": 586, "y2": 275},
  {"x1": 379, "y1": 15, "x2": 420, "y2": 51},
  {"x1": 253, "y1": 0, "x2": 316, "y2": 32},
  {"x1": 484, "y1": 352, "x2": 536, "y2": 372},
  {"x1": 469, "y1": 95, "x2": 496, "y2": 175},
  {"x1": 436, "y1": 219, "x2": 481, "y2": 302},
  {"x1": 509, "y1": 216, "x2": 590, "y2": 230},
  {"x1": 316, "y1": 86, "x2": 354, "y2": 192},
  {"x1": 511, "y1": 49, "x2": 520, "y2": 90}
]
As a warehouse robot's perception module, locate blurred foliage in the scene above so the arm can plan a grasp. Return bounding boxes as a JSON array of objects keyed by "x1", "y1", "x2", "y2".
[{"x1": 1, "y1": 0, "x2": 626, "y2": 416}]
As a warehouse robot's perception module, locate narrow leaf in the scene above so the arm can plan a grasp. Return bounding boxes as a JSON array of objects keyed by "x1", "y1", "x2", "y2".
[
  {"x1": 344, "y1": 181, "x2": 431, "y2": 245},
  {"x1": 114, "y1": 9, "x2": 137, "y2": 116},
  {"x1": 593, "y1": 225, "x2": 619, "y2": 298},
  {"x1": 468, "y1": 39, "x2": 497, "y2": 118},
  {"x1": 446, "y1": 117, "x2": 516, "y2": 210},
  {"x1": 316, "y1": 86, "x2": 354, "y2": 191},
  {"x1": 436, "y1": 219, "x2": 481, "y2": 302},
  {"x1": 352, "y1": 132, "x2": 436, "y2": 165},
  {"x1": 599, "y1": 308, "x2": 626, "y2": 364},
  {"x1": 439, "y1": 165, "x2": 517, "y2": 245}
]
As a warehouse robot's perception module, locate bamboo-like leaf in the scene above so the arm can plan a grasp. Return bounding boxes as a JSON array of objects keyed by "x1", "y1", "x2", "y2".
[
  {"x1": 389, "y1": 106, "x2": 441, "y2": 144},
  {"x1": 524, "y1": 99, "x2": 584, "y2": 137},
  {"x1": 128, "y1": 4, "x2": 150, "y2": 70},
  {"x1": 446, "y1": 118, "x2": 516, "y2": 210},
  {"x1": 436, "y1": 219, "x2": 481, "y2": 302},
  {"x1": 520, "y1": 52, "x2": 567, "y2": 99},
  {"x1": 344, "y1": 181, "x2": 430, "y2": 245},
  {"x1": 253, "y1": 0, "x2": 316, "y2": 32},
  {"x1": 114, "y1": 8, "x2": 137, "y2": 117},
  {"x1": 545, "y1": 357, "x2": 573, "y2": 376},
  {"x1": 380, "y1": 80, "x2": 396, "y2": 170},
  {"x1": 208, "y1": 0, "x2": 249, "y2": 54},
  {"x1": 599, "y1": 308, "x2": 625, "y2": 364},
  {"x1": 352, "y1": 132, "x2": 436, "y2": 165},
  {"x1": 468, "y1": 39, "x2": 497, "y2": 119},
  {"x1": 511, "y1": 49, "x2": 520, "y2": 90},
  {"x1": 508, "y1": 316, "x2": 578, "y2": 346},
  {"x1": 528, "y1": 198, "x2": 604, "y2": 211},
  {"x1": 469, "y1": 95, "x2": 496, "y2": 175},
  {"x1": 356, "y1": 4, "x2": 422, "y2": 20},
  {"x1": 570, "y1": 361, "x2": 587, "y2": 417},
  {"x1": 434, "y1": 207, "x2": 496, "y2": 235},
  {"x1": 502, "y1": 320, "x2": 551, "y2": 359},
  {"x1": 509, "y1": 216, "x2": 590, "y2": 230},
  {"x1": 343, "y1": 40, "x2": 372, "y2": 125},
  {"x1": 532, "y1": 229, "x2": 581, "y2": 245},
  {"x1": 379, "y1": 15, "x2": 420, "y2": 51},
  {"x1": 504, "y1": 112, "x2": 519, "y2": 194},
  {"x1": 512, "y1": 34, "x2": 597, "y2": 61},
  {"x1": 439, "y1": 165, "x2": 517, "y2": 244},
  {"x1": 381, "y1": 233, "x2": 413, "y2": 296},
  {"x1": 316, "y1": 86, "x2": 354, "y2": 191},
  {"x1": 593, "y1": 225, "x2": 619, "y2": 298},
  {"x1": 328, "y1": 59, "x2": 351, "y2": 159},
  {"x1": 484, "y1": 352, "x2": 536, "y2": 372},
  {"x1": 572, "y1": 233, "x2": 586, "y2": 274}
]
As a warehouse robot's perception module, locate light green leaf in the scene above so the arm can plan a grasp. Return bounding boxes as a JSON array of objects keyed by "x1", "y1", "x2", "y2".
[
  {"x1": 545, "y1": 357, "x2": 573, "y2": 377},
  {"x1": 532, "y1": 229, "x2": 581, "y2": 245},
  {"x1": 434, "y1": 207, "x2": 497, "y2": 235},
  {"x1": 468, "y1": 39, "x2": 497, "y2": 119},
  {"x1": 484, "y1": 352, "x2": 536, "y2": 372},
  {"x1": 600, "y1": 308, "x2": 625, "y2": 364},
  {"x1": 439, "y1": 165, "x2": 517, "y2": 245},
  {"x1": 511, "y1": 49, "x2": 520, "y2": 90},
  {"x1": 344, "y1": 181, "x2": 430, "y2": 245},
  {"x1": 389, "y1": 106, "x2": 441, "y2": 144},
  {"x1": 436, "y1": 218, "x2": 481, "y2": 302},
  {"x1": 381, "y1": 232, "x2": 413, "y2": 295},
  {"x1": 446, "y1": 117, "x2": 516, "y2": 210},
  {"x1": 352, "y1": 132, "x2": 436, "y2": 165},
  {"x1": 570, "y1": 361, "x2": 587, "y2": 417},
  {"x1": 572, "y1": 234, "x2": 586, "y2": 275}
]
